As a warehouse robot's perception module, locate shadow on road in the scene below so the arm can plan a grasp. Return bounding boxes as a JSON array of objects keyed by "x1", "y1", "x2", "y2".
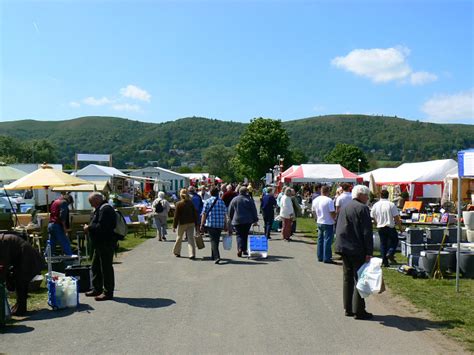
[
  {"x1": 25, "y1": 303, "x2": 95, "y2": 322},
  {"x1": 221, "y1": 259, "x2": 268, "y2": 265},
  {"x1": 290, "y1": 238, "x2": 317, "y2": 245},
  {"x1": 113, "y1": 297, "x2": 176, "y2": 309},
  {"x1": 375, "y1": 315, "x2": 464, "y2": 332},
  {"x1": 0, "y1": 324, "x2": 35, "y2": 334}
]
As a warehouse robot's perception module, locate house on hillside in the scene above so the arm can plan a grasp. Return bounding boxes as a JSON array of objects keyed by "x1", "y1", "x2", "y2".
[{"x1": 131, "y1": 167, "x2": 189, "y2": 193}]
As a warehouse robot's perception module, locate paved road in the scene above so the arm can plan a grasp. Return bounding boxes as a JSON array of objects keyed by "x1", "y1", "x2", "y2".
[{"x1": 2, "y1": 229, "x2": 464, "y2": 354}]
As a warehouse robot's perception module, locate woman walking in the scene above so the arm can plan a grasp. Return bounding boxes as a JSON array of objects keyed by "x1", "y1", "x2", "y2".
[
  {"x1": 200, "y1": 187, "x2": 227, "y2": 264},
  {"x1": 152, "y1": 191, "x2": 171, "y2": 241},
  {"x1": 279, "y1": 187, "x2": 295, "y2": 241},
  {"x1": 173, "y1": 189, "x2": 198, "y2": 259},
  {"x1": 228, "y1": 186, "x2": 258, "y2": 257}
]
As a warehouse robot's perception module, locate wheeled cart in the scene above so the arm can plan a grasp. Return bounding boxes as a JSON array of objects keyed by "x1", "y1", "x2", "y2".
[{"x1": 247, "y1": 232, "x2": 268, "y2": 259}]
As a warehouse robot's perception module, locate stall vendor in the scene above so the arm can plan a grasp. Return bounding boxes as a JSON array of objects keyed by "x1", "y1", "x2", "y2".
[{"x1": 0, "y1": 233, "x2": 45, "y2": 316}]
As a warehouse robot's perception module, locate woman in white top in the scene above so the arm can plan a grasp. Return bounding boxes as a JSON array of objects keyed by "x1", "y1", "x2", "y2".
[
  {"x1": 152, "y1": 191, "x2": 171, "y2": 241},
  {"x1": 279, "y1": 187, "x2": 295, "y2": 241}
]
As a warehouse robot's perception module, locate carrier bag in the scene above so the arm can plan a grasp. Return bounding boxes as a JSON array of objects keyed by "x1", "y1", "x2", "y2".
[
  {"x1": 356, "y1": 257, "x2": 383, "y2": 298},
  {"x1": 223, "y1": 235, "x2": 232, "y2": 250}
]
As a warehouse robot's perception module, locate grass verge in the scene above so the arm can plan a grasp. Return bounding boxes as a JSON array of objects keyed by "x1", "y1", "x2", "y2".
[{"x1": 383, "y1": 260, "x2": 474, "y2": 352}]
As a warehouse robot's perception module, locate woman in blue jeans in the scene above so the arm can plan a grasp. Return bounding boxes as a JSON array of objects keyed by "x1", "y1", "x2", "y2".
[{"x1": 228, "y1": 186, "x2": 259, "y2": 257}]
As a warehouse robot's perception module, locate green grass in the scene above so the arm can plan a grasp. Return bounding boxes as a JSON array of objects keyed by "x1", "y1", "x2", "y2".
[
  {"x1": 296, "y1": 217, "x2": 317, "y2": 238},
  {"x1": 383, "y1": 261, "x2": 474, "y2": 351}
]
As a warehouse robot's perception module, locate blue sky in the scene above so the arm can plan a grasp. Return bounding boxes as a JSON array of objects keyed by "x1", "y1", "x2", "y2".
[{"x1": 1, "y1": 0, "x2": 473, "y2": 124}]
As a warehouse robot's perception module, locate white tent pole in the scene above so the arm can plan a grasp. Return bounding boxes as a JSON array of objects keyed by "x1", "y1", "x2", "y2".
[{"x1": 456, "y1": 176, "x2": 461, "y2": 292}]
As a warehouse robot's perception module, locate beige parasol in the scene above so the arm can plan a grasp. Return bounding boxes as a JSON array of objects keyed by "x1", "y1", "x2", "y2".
[
  {"x1": 4, "y1": 163, "x2": 90, "y2": 211},
  {"x1": 0, "y1": 162, "x2": 27, "y2": 183}
]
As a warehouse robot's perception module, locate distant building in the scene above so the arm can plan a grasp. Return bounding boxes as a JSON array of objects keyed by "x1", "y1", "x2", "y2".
[{"x1": 130, "y1": 167, "x2": 189, "y2": 193}]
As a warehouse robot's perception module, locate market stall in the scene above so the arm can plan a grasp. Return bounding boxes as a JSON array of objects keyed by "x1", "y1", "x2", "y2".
[
  {"x1": 361, "y1": 159, "x2": 458, "y2": 201},
  {"x1": 282, "y1": 164, "x2": 361, "y2": 183}
]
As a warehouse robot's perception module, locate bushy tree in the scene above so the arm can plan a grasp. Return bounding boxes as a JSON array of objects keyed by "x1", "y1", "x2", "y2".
[
  {"x1": 203, "y1": 144, "x2": 237, "y2": 182},
  {"x1": 235, "y1": 118, "x2": 292, "y2": 181},
  {"x1": 324, "y1": 143, "x2": 369, "y2": 173}
]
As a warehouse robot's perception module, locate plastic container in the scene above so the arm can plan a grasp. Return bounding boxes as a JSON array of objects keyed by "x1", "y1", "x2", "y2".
[
  {"x1": 419, "y1": 250, "x2": 449, "y2": 276},
  {"x1": 406, "y1": 228, "x2": 425, "y2": 244},
  {"x1": 462, "y1": 211, "x2": 474, "y2": 229},
  {"x1": 459, "y1": 252, "x2": 474, "y2": 278},
  {"x1": 401, "y1": 241, "x2": 424, "y2": 256}
]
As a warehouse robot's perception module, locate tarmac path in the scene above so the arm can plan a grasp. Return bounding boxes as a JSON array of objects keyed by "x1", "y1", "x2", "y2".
[{"x1": 1, "y1": 224, "x2": 465, "y2": 354}]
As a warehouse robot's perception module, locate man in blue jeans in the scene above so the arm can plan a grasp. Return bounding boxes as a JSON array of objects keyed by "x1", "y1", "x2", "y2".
[
  {"x1": 47, "y1": 194, "x2": 73, "y2": 256},
  {"x1": 312, "y1": 185, "x2": 336, "y2": 263}
]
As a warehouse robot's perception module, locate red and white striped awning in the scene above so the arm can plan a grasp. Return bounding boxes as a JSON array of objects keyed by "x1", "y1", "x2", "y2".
[{"x1": 283, "y1": 164, "x2": 361, "y2": 183}]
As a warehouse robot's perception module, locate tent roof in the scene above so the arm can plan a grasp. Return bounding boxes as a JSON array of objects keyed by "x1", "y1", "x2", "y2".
[
  {"x1": 280, "y1": 165, "x2": 300, "y2": 179},
  {"x1": 52, "y1": 180, "x2": 111, "y2": 192},
  {"x1": 182, "y1": 173, "x2": 209, "y2": 180},
  {"x1": 363, "y1": 159, "x2": 458, "y2": 185},
  {"x1": 283, "y1": 164, "x2": 360, "y2": 183},
  {"x1": 0, "y1": 165, "x2": 27, "y2": 182},
  {"x1": 75, "y1": 164, "x2": 127, "y2": 178}
]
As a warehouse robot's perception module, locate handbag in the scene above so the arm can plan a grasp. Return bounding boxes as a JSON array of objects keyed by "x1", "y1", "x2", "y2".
[{"x1": 195, "y1": 233, "x2": 205, "y2": 249}]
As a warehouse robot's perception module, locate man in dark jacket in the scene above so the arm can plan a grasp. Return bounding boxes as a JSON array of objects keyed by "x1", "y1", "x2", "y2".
[
  {"x1": 260, "y1": 187, "x2": 277, "y2": 239},
  {"x1": 228, "y1": 186, "x2": 258, "y2": 257},
  {"x1": 335, "y1": 185, "x2": 373, "y2": 320},
  {"x1": 0, "y1": 233, "x2": 45, "y2": 315},
  {"x1": 84, "y1": 192, "x2": 117, "y2": 301}
]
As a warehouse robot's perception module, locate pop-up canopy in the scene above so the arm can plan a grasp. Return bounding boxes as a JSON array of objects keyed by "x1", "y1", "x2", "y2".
[
  {"x1": 361, "y1": 159, "x2": 458, "y2": 200},
  {"x1": 283, "y1": 164, "x2": 361, "y2": 183}
]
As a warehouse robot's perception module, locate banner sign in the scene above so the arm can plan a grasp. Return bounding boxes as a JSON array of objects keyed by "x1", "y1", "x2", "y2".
[{"x1": 458, "y1": 150, "x2": 474, "y2": 177}]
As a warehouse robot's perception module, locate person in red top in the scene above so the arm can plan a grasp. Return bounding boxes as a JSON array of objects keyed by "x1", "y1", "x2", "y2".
[{"x1": 46, "y1": 194, "x2": 72, "y2": 256}]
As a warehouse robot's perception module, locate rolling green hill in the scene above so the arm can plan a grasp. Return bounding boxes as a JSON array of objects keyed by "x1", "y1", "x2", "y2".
[{"x1": 0, "y1": 115, "x2": 472, "y2": 168}]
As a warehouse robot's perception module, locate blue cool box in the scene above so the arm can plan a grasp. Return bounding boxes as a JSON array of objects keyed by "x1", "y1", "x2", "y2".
[{"x1": 248, "y1": 235, "x2": 268, "y2": 251}]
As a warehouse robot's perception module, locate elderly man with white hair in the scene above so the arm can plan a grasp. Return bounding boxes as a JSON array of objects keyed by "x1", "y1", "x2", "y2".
[{"x1": 335, "y1": 185, "x2": 374, "y2": 320}]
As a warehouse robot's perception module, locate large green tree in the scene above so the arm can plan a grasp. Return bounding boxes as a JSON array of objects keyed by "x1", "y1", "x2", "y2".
[
  {"x1": 324, "y1": 143, "x2": 369, "y2": 173},
  {"x1": 235, "y1": 118, "x2": 292, "y2": 181},
  {"x1": 202, "y1": 144, "x2": 237, "y2": 182}
]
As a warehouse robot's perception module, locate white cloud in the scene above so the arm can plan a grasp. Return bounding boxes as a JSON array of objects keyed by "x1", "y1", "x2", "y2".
[
  {"x1": 421, "y1": 89, "x2": 474, "y2": 123},
  {"x1": 331, "y1": 47, "x2": 437, "y2": 86},
  {"x1": 83, "y1": 96, "x2": 113, "y2": 106},
  {"x1": 120, "y1": 85, "x2": 151, "y2": 102},
  {"x1": 112, "y1": 103, "x2": 142, "y2": 112},
  {"x1": 69, "y1": 101, "x2": 81, "y2": 108},
  {"x1": 410, "y1": 71, "x2": 438, "y2": 85}
]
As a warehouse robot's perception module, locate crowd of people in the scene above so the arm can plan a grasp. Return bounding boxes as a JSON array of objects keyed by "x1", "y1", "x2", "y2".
[{"x1": 2, "y1": 179, "x2": 402, "y2": 322}]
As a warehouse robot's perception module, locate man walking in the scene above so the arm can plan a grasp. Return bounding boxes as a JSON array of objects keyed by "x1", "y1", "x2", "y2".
[
  {"x1": 200, "y1": 187, "x2": 227, "y2": 264},
  {"x1": 335, "y1": 185, "x2": 373, "y2": 320},
  {"x1": 228, "y1": 186, "x2": 258, "y2": 257},
  {"x1": 261, "y1": 187, "x2": 277, "y2": 239},
  {"x1": 84, "y1": 192, "x2": 117, "y2": 301},
  {"x1": 371, "y1": 189, "x2": 401, "y2": 267},
  {"x1": 312, "y1": 185, "x2": 336, "y2": 263}
]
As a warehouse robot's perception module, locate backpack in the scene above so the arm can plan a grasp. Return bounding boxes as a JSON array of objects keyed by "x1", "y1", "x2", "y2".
[
  {"x1": 114, "y1": 209, "x2": 128, "y2": 240},
  {"x1": 155, "y1": 200, "x2": 164, "y2": 213},
  {"x1": 99, "y1": 203, "x2": 128, "y2": 241}
]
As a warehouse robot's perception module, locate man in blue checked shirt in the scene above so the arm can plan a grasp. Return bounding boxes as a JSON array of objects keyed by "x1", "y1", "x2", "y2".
[{"x1": 200, "y1": 187, "x2": 228, "y2": 264}]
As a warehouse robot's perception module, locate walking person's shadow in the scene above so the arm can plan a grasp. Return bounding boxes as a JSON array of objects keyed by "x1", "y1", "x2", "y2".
[{"x1": 113, "y1": 297, "x2": 176, "y2": 309}]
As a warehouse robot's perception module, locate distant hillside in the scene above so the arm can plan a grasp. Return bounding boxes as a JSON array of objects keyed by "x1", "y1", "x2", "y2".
[{"x1": 0, "y1": 115, "x2": 472, "y2": 168}]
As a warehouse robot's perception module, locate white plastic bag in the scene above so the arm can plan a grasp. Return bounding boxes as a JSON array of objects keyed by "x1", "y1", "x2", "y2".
[
  {"x1": 356, "y1": 257, "x2": 383, "y2": 299},
  {"x1": 223, "y1": 235, "x2": 232, "y2": 250}
]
